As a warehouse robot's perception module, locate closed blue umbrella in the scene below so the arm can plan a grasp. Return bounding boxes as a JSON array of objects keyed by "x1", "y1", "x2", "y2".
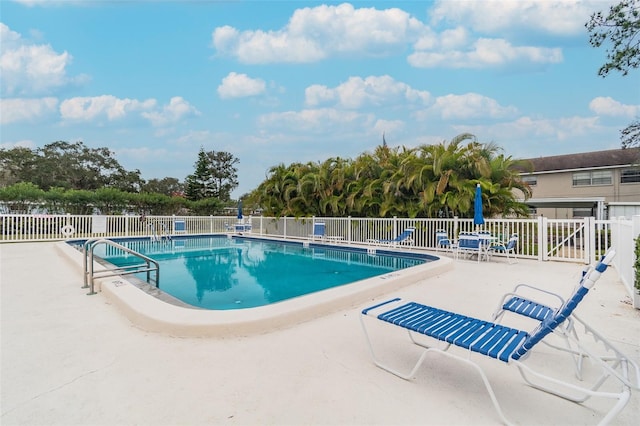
[
  {"x1": 473, "y1": 183, "x2": 485, "y2": 226},
  {"x1": 237, "y1": 200, "x2": 243, "y2": 220}
]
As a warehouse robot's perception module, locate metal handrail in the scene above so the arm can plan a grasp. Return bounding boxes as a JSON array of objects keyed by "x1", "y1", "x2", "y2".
[{"x1": 83, "y1": 238, "x2": 160, "y2": 295}]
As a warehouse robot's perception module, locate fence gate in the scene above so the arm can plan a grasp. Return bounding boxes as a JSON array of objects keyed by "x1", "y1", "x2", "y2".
[{"x1": 539, "y1": 217, "x2": 594, "y2": 264}]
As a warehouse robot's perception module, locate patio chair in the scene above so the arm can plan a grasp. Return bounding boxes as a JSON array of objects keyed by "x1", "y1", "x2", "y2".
[
  {"x1": 174, "y1": 219, "x2": 186, "y2": 235},
  {"x1": 435, "y1": 229, "x2": 455, "y2": 252},
  {"x1": 360, "y1": 249, "x2": 639, "y2": 425},
  {"x1": 368, "y1": 227, "x2": 415, "y2": 246},
  {"x1": 488, "y1": 233, "x2": 518, "y2": 263},
  {"x1": 310, "y1": 222, "x2": 326, "y2": 241},
  {"x1": 455, "y1": 232, "x2": 483, "y2": 262}
]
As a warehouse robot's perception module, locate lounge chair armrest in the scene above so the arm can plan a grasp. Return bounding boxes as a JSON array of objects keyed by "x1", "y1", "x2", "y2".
[{"x1": 506, "y1": 283, "x2": 565, "y2": 306}]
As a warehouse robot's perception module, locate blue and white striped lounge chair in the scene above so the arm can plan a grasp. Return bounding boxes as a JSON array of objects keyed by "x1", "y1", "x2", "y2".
[
  {"x1": 369, "y1": 227, "x2": 415, "y2": 246},
  {"x1": 360, "y1": 249, "x2": 639, "y2": 425},
  {"x1": 310, "y1": 222, "x2": 326, "y2": 241}
]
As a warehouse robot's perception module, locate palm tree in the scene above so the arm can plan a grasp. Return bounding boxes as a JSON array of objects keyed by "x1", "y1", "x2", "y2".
[{"x1": 250, "y1": 133, "x2": 532, "y2": 219}]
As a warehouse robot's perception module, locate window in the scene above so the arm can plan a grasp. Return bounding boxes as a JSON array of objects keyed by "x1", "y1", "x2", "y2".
[
  {"x1": 621, "y1": 168, "x2": 640, "y2": 183},
  {"x1": 522, "y1": 175, "x2": 537, "y2": 186},
  {"x1": 591, "y1": 170, "x2": 612, "y2": 185},
  {"x1": 572, "y1": 170, "x2": 612, "y2": 186},
  {"x1": 573, "y1": 208, "x2": 593, "y2": 218}
]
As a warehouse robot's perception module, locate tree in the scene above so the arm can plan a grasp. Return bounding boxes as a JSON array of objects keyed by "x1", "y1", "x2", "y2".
[
  {"x1": 250, "y1": 134, "x2": 532, "y2": 219},
  {"x1": 206, "y1": 150, "x2": 239, "y2": 202},
  {"x1": 621, "y1": 119, "x2": 640, "y2": 148},
  {"x1": 185, "y1": 148, "x2": 214, "y2": 201},
  {"x1": 587, "y1": 0, "x2": 640, "y2": 148},
  {"x1": 141, "y1": 177, "x2": 185, "y2": 196},
  {"x1": 0, "y1": 141, "x2": 144, "y2": 191},
  {"x1": 185, "y1": 147, "x2": 239, "y2": 202},
  {"x1": 587, "y1": 0, "x2": 640, "y2": 77},
  {"x1": 0, "y1": 146, "x2": 37, "y2": 187}
]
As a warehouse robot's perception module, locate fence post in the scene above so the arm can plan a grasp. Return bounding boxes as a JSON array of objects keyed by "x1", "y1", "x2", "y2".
[
  {"x1": 125, "y1": 215, "x2": 129, "y2": 237},
  {"x1": 538, "y1": 215, "x2": 547, "y2": 261},
  {"x1": 633, "y1": 216, "x2": 640, "y2": 309},
  {"x1": 453, "y1": 216, "x2": 459, "y2": 239},
  {"x1": 393, "y1": 216, "x2": 397, "y2": 240},
  {"x1": 347, "y1": 216, "x2": 352, "y2": 243},
  {"x1": 585, "y1": 216, "x2": 595, "y2": 264},
  {"x1": 284, "y1": 216, "x2": 287, "y2": 239}
]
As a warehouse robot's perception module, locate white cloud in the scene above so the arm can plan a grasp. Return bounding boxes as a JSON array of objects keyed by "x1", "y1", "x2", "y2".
[
  {"x1": 258, "y1": 108, "x2": 373, "y2": 134},
  {"x1": 0, "y1": 97, "x2": 58, "y2": 124},
  {"x1": 217, "y1": 72, "x2": 266, "y2": 99},
  {"x1": 439, "y1": 26, "x2": 469, "y2": 50},
  {"x1": 0, "y1": 23, "x2": 85, "y2": 96},
  {"x1": 60, "y1": 95, "x2": 156, "y2": 121},
  {"x1": 305, "y1": 75, "x2": 430, "y2": 109},
  {"x1": 373, "y1": 119, "x2": 405, "y2": 137},
  {"x1": 141, "y1": 96, "x2": 200, "y2": 127},
  {"x1": 461, "y1": 115, "x2": 601, "y2": 142},
  {"x1": 212, "y1": 3, "x2": 426, "y2": 64},
  {"x1": 429, "y1": 0, "x2": 611, "y2": 36},
  {"x1": 427, "y1": 93, "x2": 518, "y2": 120},
  {"x1": 175, "y1": 130, "x2": 214, "y2": 146},
  {"x1": 408, "y1": 37, "x2": 562, "y2": 69},
  {"x1": 589, "y1": 97, "x2": 639, "y2": 117}
]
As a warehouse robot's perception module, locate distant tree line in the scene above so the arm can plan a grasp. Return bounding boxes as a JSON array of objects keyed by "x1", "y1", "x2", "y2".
[
  {"x1": 2, "y1": 136, "x2": 533, "y2": 219},
  {"x1": 0, "y1": 181, "x2": 221, "y2": 215},
  {"x1": 0, "y1": 141, "x2": 240, "y2": 215}
]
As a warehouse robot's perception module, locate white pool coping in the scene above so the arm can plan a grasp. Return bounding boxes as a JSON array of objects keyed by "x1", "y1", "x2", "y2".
[{"x1": 55, "y1": 238, "x2": 453, "y2": 337}]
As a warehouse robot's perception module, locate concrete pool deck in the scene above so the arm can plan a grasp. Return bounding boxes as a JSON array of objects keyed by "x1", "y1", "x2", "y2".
[{"x1": 1, "y1": 241, "x2": 639, "y2": 425}]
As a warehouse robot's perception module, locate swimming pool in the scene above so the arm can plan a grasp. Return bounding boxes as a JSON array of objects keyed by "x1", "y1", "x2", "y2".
[
  {"x1": 59, "y1": 235, "x2": 451, "y2": 336},
  {"x1": 89, "y1": 235, "x2": 434, "y2": 310}
]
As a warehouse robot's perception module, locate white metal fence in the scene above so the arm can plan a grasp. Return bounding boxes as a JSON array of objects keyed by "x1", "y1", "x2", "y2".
[{"x1": 1, "y1": 213, "x2": 638, "y2": 307}]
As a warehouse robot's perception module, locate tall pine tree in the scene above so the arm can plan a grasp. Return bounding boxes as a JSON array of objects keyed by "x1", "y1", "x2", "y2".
[{"x1": 185, "y1": 147, "x2": 214, "y2": 201}]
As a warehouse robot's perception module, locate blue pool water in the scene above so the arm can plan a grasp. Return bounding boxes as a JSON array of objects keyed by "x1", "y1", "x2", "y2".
[{"x1": 88, "y1": 236, "x2": 434, "y2": 310}]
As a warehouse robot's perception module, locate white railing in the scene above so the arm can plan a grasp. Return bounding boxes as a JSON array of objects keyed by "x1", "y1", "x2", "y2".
[{"x1": 1, "y1": 213, "x2": 638, "y2": 308}]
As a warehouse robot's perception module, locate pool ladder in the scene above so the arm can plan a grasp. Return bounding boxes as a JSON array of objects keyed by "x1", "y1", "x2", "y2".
[
  {"x1": 148, "y1": 223, "x2": 171, "y2": 242},
  {"x1": 83, "y1": 238, "x2": 160, "y2": 295}
]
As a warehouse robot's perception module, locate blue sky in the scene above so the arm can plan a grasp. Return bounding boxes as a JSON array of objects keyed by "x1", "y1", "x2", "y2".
[{"x1": 1, "y1": 0, "x2": 639, "y2": 198}]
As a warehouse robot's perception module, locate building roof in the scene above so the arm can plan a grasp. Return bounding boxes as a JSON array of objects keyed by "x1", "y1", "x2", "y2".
[{"x1": 522, "y1": 148, "x2": 640, "y2": 173}]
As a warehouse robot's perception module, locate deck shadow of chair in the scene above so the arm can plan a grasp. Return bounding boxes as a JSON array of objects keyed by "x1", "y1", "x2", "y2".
[
  {"x1": 456, "y1": 232, "x2": 482, "y2": 262},
  {"x1": 435, "y1": 229, "x2": 456, "y2": 252},
  {"x1": 359, "y1": 248, "x2": 640, "y2": 425},
  {"x1": 368, "y1": 227, "x2": 415, "y2": 246},
  {"x1": 489, "y1": 233, "x2": 519, "y2": 263}
]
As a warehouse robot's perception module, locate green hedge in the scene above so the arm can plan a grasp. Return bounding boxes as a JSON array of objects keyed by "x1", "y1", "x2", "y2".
[{"x1": 0, "y1": 182, "x2": 223, "y2": 216}]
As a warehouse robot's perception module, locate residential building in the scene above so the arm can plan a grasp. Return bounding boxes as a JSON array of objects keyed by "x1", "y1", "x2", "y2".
[{"x1": 519, "y1": 148, "x2": 640, "y2": 219}]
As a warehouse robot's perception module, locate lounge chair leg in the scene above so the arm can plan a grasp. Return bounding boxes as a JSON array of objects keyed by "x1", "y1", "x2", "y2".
[
  {"x1": 513, "y1": 360, "x2": 633, "y2": 424},
  {"x1": 360, "y1": 317, "x2": 430, "y2": 380},
  {"x1": 360, "y1": 315, "x2": 515, "y2": 426}
]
